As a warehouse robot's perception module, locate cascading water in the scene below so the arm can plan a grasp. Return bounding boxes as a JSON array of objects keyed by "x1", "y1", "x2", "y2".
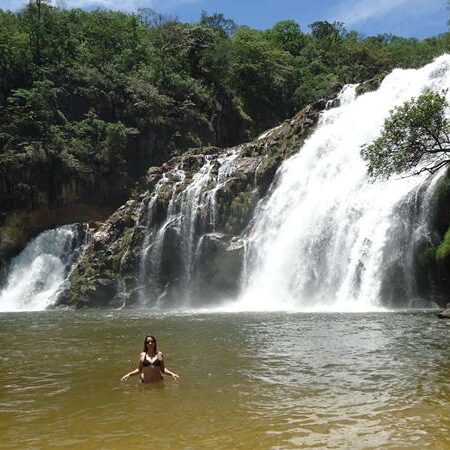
[
  {"x1": 207, "y1": 151, "x2": 240, "y2": 226},
  {"x1": 233, "y1": 55, "x2": 450, "y2": 312},
  {"x1": 137, "y1": 173, "x2": 173, "y2": 303},
  {"x1": 0, "y1": 224, "x2": 85, "y2": 312},
  {"x1": 179, "y1": 157, "x2": 216, "y2": 278},
  {"x1": 137, "y1": 150, "x2": 240, "y2": 306}
]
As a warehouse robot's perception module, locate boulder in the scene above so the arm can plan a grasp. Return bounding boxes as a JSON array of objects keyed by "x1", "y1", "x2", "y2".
[{"x1": 76, "y1": 278, "x2": 118, "y2": 308}]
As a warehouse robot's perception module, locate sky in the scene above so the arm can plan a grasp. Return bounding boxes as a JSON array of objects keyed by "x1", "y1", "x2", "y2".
[{"x1": 0, "y1": 0, "x2": 447, "y2": 39}]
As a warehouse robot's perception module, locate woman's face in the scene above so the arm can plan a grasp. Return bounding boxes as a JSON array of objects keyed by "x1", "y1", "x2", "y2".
[{"x1": 146, "y1": 337, "x2": 155, "y2": 350}]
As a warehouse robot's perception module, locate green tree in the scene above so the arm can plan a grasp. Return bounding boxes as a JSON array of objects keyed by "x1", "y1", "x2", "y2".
[
  {"x1": 361, "y1": 91, "x2": 450, "y2": 178},
  {"x1": 137, "y1": 7, "x2": 177, "y2": 29},
  {"x1": 0, "y1": 11, "x2": 32, "y2": 102},
  {"x1": 200, "y1": 10, "x2": 237, "y2": 36},
  {"x1": 309, "y1": 21, "x2": 345, "y2": 40},
  {"x1": 229, "y1": 26, "x2": 297, "y2": 132},
  {"x1": 64, "y1": 111, "x2": 137, "y2": 176},
  {"x1": 266, "y1": 20, "x2": 306, "y2": 56},
  {"x1": 0, "y1": 79, "x2": 62, "y2": 147},
  {"x1": 1, "y1": 5, "x2": 449, "y2": 214}
]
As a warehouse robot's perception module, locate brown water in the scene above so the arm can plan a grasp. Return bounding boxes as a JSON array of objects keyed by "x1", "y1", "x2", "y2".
[{"x1": 0, "y1": 310, "x2": 449, "y2": 449}]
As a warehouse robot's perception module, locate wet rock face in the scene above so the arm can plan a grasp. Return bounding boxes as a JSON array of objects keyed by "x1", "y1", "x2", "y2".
[
  {"x1": 0, "y1": 172, "x2": 130, "y2": 274},
  {"x1": 65, "y1": 96, "x2": 338, "y2": 308},
  {"x1": 355, "y1": 75, "x2": 385, "y2": 96},
  {"x1": 192, "y1": 233, "x2": 245, "y2": 301},
  {"x1": 66, "y1": 201, "x2": 140, "y2": 307}
]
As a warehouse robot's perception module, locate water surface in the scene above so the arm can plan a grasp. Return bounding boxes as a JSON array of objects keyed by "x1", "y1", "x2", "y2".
[{"x1": 0, "y1": 310, "x2": 448, "y2": 449}]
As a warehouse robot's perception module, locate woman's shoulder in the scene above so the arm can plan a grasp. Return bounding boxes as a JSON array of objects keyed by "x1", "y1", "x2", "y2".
[{"x1": 157, "y1": 351, "x2": 164, "y2": 359}]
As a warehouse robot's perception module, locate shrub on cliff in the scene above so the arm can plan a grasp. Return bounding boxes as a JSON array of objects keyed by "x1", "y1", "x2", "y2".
[
  {"x1": 361, "y1": 91, "x2": 450, "y2": 281},
  {"x1": 361, "y1": 91, "x2": 450, "y2": 179}
]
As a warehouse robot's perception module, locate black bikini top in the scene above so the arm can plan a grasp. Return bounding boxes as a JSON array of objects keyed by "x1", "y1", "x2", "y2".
[{"x1": 142, "y1": 353, "x2": 162, "y2": 367}]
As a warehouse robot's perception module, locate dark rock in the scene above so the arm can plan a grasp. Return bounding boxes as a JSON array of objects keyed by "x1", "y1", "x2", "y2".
[
  {"x1": 78, "y1": 278, "x2": 118, "y2": 308},
  {"x1": 355, "y1": 74, "x2": 386, "y2": 96},
  {"x1": 146, "y1": 166, "x2": 163, "y2": 185},
  {"x1": 326, "y1": 98, "x2": 341, "y2": 109},
  {"x1": 193, "y1": 233, "x2": 245, "y2": 301},
  {"x1": 181, "y1": 155, "x2": 204, "y2": 171},
  {"x1": 53, "y1": 280, "x2": 72, "y2": 307},
  {"x1": 160, "y1": 226, "x2": 184, "y2": 284},
  {"x1": 255, "y1": 155, "x2": 283, "y2": 197}
]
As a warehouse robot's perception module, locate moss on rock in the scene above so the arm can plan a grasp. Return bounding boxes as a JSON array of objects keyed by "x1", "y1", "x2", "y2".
[
  {"x1": 436, "y1": 228, "x2": 450, "y2": 263},
  {"x1": 224, "y1": 190, "x2": 256, "y2": 235}
]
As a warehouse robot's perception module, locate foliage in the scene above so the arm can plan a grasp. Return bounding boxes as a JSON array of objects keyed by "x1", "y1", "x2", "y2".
[
  {"x1": 200, "y1": 10, "x2": 237, "y2": 36},
  {"x1": 309, "y1": 20, "x2": 345, "y2": 42},
  {"x1": 1, "y1": 3, "x2": 450, "y2": 211},
  {"x1": 266, "y1": 20, "x2": 306, "y2": 56},
  {"x1": 433, "y1": 173, "x2": 450, "y2": 235},
  {"x1": 361, "y1": 92, "x2": 450, "y2": 178},
  {"x1": 436, "y1": 227, "x2": 450, "y2": 263}
]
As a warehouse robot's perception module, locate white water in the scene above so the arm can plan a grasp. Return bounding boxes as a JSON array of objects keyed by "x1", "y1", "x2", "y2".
[
  {"x1": 179, "y1": 157, "x2": 216, "y2": 278},
  {"x1": 137, "y1": 151, "x2": 240, "y2": 305},
  {"x1": 0, "y1": 225, "x2": 82, "y2": 312},
  {"x1": 230, "y1": 55, "x2": 450, "y2": 312}
]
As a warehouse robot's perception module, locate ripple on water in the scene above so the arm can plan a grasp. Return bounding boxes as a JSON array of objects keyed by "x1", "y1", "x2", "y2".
[{"x1": 0, "y1": 311, "x2": 449, "y2": 450}]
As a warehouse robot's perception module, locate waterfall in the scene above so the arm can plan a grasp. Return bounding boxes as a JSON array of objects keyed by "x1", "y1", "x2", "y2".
[
  {"x1": 137, "y1": 151, "x2": 240, "y2": 306},
  {"x1": 0, "y1": 225, "x2": 84, "y2": 312},
  {"x1": 8, "y1": 57, "x2": 450, "y2": 312},
  {"x1": 232, "y1": 55, "x2": 450, "y2": 312},
  {"x1": 138, "y1": 173, "x2": 173, "y2": 303},
  {"x1": 179, "y1": 157, "x2": 216, "y2": 278}
]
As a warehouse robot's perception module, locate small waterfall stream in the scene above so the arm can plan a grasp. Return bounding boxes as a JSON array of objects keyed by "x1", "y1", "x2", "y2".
[
  {"x1": 137, "y1": 150, "x2": 240, "y2": 306},
  {"x1": 0, "y1": 225, "x2": 85, "y2": 312}
]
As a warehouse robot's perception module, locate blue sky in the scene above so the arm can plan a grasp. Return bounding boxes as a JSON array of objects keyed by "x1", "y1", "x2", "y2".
[{"x1": 0, "y1": 0, "x2": 447, "y2": 38}]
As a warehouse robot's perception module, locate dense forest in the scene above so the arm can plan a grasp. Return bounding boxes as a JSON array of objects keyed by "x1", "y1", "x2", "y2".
[{"x1": 1, "y1": 1, "x2": 450, "y2": 214}]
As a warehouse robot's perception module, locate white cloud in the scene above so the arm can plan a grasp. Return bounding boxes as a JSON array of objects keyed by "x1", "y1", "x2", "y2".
[
  {"x1": 0, "y1": 0, "x2": 201, "y2": 12},
  {"x1": 330, "y1": 0, "x2": 443, "y2": 27}
]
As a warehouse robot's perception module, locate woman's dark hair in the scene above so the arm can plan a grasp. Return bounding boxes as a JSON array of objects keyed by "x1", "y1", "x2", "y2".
[{"x1": 143, "y1": 335, "x2": 157, "y2": 353}]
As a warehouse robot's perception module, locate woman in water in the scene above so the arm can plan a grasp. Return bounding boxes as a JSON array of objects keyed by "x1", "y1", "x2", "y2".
[{"x1": 121, "y1": 335, "x2": 179, "y2": 383}]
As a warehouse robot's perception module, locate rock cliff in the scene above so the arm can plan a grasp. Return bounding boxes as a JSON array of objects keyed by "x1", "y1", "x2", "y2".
[{"x1": 64, "y1": 96, "x2": 335, "y2": 307}]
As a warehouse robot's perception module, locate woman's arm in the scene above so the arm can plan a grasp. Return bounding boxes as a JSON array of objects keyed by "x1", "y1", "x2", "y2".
[
  {"x1": 121, "y1": 353, "x2": 144, "y2": 382},
  {"x1": 159, "y1": 352, "x2": 179, "y2": 381}
]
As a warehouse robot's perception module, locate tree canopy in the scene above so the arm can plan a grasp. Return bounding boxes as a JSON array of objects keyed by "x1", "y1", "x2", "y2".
[
  {"x1": 1, "y1": 2, "x2": 450, "y2": 210},
  {"x1": 361, "y1": 91, "x2": 450, "y2": 178}
]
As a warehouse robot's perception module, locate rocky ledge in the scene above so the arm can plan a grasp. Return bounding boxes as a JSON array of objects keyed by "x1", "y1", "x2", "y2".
[{"x1": 63, "y1": 93, "x2": 340, "y2": 308}]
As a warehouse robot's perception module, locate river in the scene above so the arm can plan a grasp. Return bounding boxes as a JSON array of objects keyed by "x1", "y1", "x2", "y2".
[{"x1": 0, "y1": 310, "x2": 448, "y2": 449}]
